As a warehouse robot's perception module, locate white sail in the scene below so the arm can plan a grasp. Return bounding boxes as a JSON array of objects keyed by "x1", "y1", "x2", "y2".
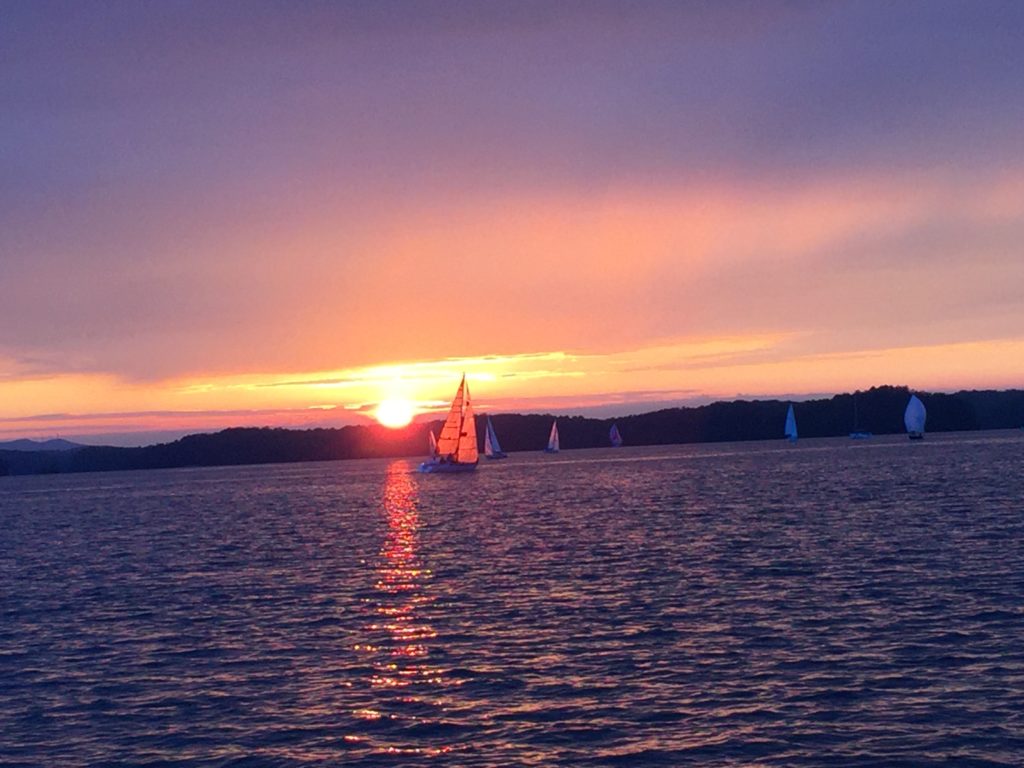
[
  {"x1": 546, "y1": 420, "x2": 560, "y2": 452},
  {"x1": 904, "y1": 394, "x2": 926, "y2": 435},
  {"x1": 609, "y1": 424, "x2": 623, "y2": 447},
  {"x1": 784, "y1": 404, "x2": 798, "y2": 442},
  {"x1": 428, "y1": 429, "x2": 438, "y2": 457},
  {"x1": 485, "y1": 415, "x2": 505, "y2": 458}
]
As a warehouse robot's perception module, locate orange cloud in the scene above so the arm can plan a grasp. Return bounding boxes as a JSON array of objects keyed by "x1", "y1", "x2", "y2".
[{"x1": 3, "y1": 166, "x2": 1023, "y2": 442}]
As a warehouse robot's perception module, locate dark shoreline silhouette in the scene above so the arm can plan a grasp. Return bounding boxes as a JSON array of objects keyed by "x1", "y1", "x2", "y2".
[{"x1": 2, "y1": 385, "x2": 1022, "y2": 477}]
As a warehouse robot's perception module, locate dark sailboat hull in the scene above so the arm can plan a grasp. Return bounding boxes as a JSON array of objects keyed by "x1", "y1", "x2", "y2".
[{"x1": 419, "y1": 460, "x2": 478, "y2": 473}]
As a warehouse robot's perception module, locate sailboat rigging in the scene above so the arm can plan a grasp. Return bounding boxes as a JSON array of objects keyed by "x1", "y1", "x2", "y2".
[
  {"x1": 419, "y1": 375, "x2": 479, "y2": 473},
  {"x1": 849, "y1": 394, "x2": 871, "y2": 439}
]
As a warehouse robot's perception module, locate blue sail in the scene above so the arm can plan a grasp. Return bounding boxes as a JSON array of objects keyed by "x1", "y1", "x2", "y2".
[
  {"x1": 784, "y1": 404, "x2": 798, "y2": 443},
  {"x1": 609, "y1": 424, "x2": 623, "y2": 447}
]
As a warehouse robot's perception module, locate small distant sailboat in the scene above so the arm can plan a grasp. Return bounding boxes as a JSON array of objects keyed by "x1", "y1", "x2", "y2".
[
  {"x1": 427, "y1": 428, "x2": 438, "y2": 457},
  {"x1": 904, "y1": 394, "x2": 926, "y2": 440},
  {"x1": 419, "y1": 375, "x2": 478, "y2": 473},
  {"x1": 544, "y1": 420, "x2": 560, "y2": 453},
  {"x1": 849, "y1": 395, "x2": 872, "y2": 439},
  {"x1": 483, "y1": 415, "x2": 507, "y2": 460},
  {"x1": 784, "y1": 403, "x2": 798, "y2": 443},
  {"x1": 609, "y1": 423, "x2": 623, "y2": 447}
]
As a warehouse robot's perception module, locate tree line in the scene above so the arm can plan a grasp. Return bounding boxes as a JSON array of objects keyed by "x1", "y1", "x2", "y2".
[{"x1": 1, "y1": 385, "x2": 1022, "y2": 476}]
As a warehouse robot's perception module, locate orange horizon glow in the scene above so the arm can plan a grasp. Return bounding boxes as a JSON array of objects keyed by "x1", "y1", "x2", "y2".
[
  {"x1": 5, "y1": 6, "x2": 1024, "y2": 447},
  {"x1": 2, "y1": 173, "x2": 1022, "y2": 444},
  {"x1": 2, "y1": 334, "x2": 1023, "y2": 443}
]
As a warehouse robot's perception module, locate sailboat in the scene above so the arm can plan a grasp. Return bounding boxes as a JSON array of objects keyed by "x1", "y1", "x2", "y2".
[
  {"x1": 544, "y1": 420, "x2": 560, "y2": 453},
  {"x1": 609, "y1": 423, "x2": 623, "y2": 447},
  {"x1": 904, "y1": 394, "x2": 926, "y2": 440},
  {"x1": 428, "y1": 428, "x2": 438, "y2": 457},
  {"x1": 784, "y1": 403, "x2": 798, "y2": 443},
  {"x1": 419, "y1": 375, "x2": 479, "y2": 473},
  {"x1": 483, "y1": 415, "x2": 507, "y2": 460},
  {"x1": 849, "y1": 394, "x2": 872, "y2": 439}
]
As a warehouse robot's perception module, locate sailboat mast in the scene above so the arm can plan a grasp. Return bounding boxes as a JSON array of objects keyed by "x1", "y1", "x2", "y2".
[{"x1": 457, "y1": 377, "x2": 467, "y2": 461}]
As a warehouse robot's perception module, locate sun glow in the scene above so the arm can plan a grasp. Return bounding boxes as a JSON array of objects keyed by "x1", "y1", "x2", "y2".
[{"x1": 375, "y1": 398, "x2": 416, "y2": 428}]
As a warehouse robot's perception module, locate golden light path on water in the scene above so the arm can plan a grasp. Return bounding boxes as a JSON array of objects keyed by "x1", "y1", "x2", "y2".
[{"x1": 348, "y1": 462, "x2": 456, "y2": 758}]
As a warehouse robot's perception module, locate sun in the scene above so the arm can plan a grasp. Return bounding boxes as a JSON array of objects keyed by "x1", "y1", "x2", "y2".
[{"x1": 375, "y1": 397, "x2": 415, "y2": 428}]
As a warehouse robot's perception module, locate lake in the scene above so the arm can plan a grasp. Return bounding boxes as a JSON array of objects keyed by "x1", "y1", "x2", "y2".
[{"x1": 1, "y1": 432, "x2": 1022, "y2": 766}]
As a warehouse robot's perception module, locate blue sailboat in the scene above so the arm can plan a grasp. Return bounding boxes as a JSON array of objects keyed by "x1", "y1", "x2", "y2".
[
  {"x1": 609, "y1": 423, "x2": 623, "y2": 447},
  {"x1": 784, "y1": 403, "x2": 798, "y2": 443}
]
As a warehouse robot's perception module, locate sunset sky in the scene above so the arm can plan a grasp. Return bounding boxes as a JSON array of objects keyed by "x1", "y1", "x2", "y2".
[{"x1": 3, "y1": 1, "x2": 1023, "y2": 445}]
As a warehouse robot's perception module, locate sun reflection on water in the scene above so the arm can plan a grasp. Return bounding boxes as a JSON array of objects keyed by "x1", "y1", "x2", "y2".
[{"x1": 349, "y1": 460, "x2": 457, "y2": 756}]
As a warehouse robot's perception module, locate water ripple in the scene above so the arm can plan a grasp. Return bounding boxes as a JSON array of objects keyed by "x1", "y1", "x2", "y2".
[{"x1": 1, "y1": 433, "x2": 1022, "y2": 766}]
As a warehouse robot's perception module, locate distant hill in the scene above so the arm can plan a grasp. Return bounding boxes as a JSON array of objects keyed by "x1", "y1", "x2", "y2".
[
  {"x1": 0, "y1": 438, "x2": 85, "y2": 452},
  {"x1": 1, "y1": 385, "x2": 1022, "y2": 477}
]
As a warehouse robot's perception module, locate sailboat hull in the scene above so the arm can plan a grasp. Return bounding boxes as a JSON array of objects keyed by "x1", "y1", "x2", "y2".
[
  {"x1": 908, "y1": 432, "x2": 924, "y2": 441},
  {"x1": 485, "y1": 452, "x2": 508, "y2": 460},
  {"x1": 418, "y1": 460, "x2": 478, "y2": 473}
]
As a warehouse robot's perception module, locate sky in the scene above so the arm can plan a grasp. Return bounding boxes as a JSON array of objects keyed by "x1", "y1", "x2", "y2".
[{"x1": 2, "y1": 0, "x2": 1023, "y2": 445}]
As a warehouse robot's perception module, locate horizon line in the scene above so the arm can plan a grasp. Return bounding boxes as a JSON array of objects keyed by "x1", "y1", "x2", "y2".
[{"x1": 4, "y1": 383, "x2": 1019, "y2": 449}]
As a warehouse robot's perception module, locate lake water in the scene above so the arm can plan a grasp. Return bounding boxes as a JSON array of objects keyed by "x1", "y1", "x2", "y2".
[{"x1": 1, "y1": 432, "x2": 1022, "y2": 766}]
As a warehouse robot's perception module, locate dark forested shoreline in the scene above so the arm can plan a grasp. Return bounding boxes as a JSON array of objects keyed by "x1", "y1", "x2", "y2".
[{"x1": 2, "y1": 385, "x2": 1022, "y2": 477}]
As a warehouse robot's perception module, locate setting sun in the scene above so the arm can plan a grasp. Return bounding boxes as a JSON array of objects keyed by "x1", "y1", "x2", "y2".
[{"x1": 375, "y1": 398, "x2": 416, "y2": 429}]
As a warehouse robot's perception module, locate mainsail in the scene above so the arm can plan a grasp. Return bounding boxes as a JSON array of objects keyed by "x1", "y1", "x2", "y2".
[
  {"x1": 785, "y1": 404, "x2": 798, "y2": 442},
  {"x1": 435, "y1": 375, "x2": 478, "y2": 463},
  {"x1": 609, "y1": 424, "x2": 623, "y2": 447},
  {"x1": 904, "y1": 394, "x2": 926, "y2": 436}
]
